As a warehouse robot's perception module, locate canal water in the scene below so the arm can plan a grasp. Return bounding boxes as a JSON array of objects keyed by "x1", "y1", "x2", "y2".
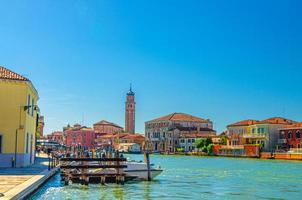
[{"x1": 30, "y1": 154, "x2": 302, "y2": 200}]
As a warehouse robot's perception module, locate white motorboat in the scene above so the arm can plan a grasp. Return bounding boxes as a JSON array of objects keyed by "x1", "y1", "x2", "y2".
[{"x1": 124, "y1": 161, "x2": 163, "y2": 180}]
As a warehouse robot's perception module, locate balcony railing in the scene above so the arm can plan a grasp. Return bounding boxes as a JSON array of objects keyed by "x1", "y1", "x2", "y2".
[
  {"x1": 220, "y1": 145, "x2": 244, "y2": 150},
  {"x1": 243, "y1": 134, "x2": 267, "y2": 139}
]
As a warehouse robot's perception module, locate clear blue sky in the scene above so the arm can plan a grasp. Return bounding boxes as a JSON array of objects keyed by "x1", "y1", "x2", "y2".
[{"x1": 0, "y1": 0, "x2": 301, "y2": 134}]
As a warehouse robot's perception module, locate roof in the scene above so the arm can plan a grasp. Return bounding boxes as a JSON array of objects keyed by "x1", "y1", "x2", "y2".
[
  {"x1": 93, "y1": 120, "x2": 123, "y2": 129},
  {"x1": 227, "y1": 119, "x2": 259, "y2": 127},
  {"x1": 148, "y1": 113, "x2": 210, "y2": 123},
  {"x1": 280, "y1": 122, "x2": 302, "y2": 130},
  {"x1": 256, "y1": 117, "x2": 297, "y2": 125},
  {"x1": 51, "y1": 131, "x2": 63, "y2": 136},
  {"x1": 127, "y1": 86, "x2": 135, "y2": 96},
  {"x1": 121, "y1": 134, "x2": 145, "y2": 140},
  {"x1": 0, "y1": 66, "x2": 29, "y2": 81}
]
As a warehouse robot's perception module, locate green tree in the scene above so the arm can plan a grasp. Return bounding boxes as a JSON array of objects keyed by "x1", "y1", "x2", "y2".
[
  {"x1": 207, "y1": 144, "x2": 214, "y2": 154},
  {"x1": 220, "y1": 135, "x2": 228, "y2": 145},
  {"x1": 195, "y1": 138, "x2": 213, "y2": 154},
  {"x1": 36, "y1": 123, "x2": 42, "y2": 140},
  {"x1": 195, "y1": 138, "x2": 206, "y2": 149}
]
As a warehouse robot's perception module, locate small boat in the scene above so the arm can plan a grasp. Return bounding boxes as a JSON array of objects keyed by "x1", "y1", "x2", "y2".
[{"x1": 124, "y1": 161, "x2": 163, "y2": 180}]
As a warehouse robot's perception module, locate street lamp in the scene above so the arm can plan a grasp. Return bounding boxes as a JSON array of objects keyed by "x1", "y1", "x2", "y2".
[{"x1": 14, "y1": 105, "x2": 39, "y2": 168}]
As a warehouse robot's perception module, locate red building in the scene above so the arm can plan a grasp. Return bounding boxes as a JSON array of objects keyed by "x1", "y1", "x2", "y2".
[
  {"x1": 47, "y1": 131, "x2": 64, "y2": 145},
  {"x1": 65, "y1": 125, "x2": 95, "y2": 149},
  {"x1": 279, "y1": 122, "x2": 302, "y2": 150},
  {"x1": 37, "y1": 116, "x2": 45, "y2": 138}
]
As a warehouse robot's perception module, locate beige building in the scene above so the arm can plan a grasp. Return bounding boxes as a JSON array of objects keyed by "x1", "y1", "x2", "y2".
[
  {"x1": 93, "y1": 120, "x2": 123, "y2": 135},
  {"x1": 227, "y1": 117, "x2": 297, "y2": 151},
  {"x1": 145, "y1": 113, "x2": 215, "y2": 152}
]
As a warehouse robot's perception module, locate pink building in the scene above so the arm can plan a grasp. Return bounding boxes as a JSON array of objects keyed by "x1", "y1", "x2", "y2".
[
  {"x1": 65, "y1": 125, "x2": 95, "y2": 149},
  {"x1": 47, "y1": 131, "x2": 64, "y2": 145}
]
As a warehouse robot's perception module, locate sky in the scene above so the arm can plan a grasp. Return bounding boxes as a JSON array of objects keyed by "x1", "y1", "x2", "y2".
[{"x1": 0, "y1": 0, "x2": 301, "y2": 134}]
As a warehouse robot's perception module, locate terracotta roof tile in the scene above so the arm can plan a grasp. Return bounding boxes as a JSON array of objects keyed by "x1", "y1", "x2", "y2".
[
  {"x1": 93, "y1": 120, "x2": 123, "y2": 129},
  {"x1": 256, "y1": 117, "x2": 297, "y2": 125},
  {"x1": 148, "y1": 113, "x2": 210, "y2": 123},
  {"x1": 280, "y1": 122, "x2": 302, "y2": 129},
  {"x1": 227, "y1": 119, "x2": 259, "y2": 127},
  {"x1": 122, "y1": 134, "x2": 145, "y2": 140},
  {"x1": 0, "y1": 66, "x2": 29, "y2": 81}
]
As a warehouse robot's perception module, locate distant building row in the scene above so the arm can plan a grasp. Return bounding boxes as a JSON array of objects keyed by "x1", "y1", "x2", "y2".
[{"x1": 219, "y1": 117, "x2": 302, "y2": 156}]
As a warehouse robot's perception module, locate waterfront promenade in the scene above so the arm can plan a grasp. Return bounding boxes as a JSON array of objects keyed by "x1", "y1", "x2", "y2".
[{"x1": 0, "y1": 155, "x2": 58, "y2": 200}]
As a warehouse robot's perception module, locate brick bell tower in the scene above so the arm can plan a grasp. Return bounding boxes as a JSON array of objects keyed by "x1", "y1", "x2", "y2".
[{"x1": 125, "y1": 85, "x2": 135, "y2": 134}]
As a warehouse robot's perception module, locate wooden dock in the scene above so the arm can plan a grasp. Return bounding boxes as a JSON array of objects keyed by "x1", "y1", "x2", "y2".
[{"x1": 59, "y1": 156, "x2": 129, "y2": 185}]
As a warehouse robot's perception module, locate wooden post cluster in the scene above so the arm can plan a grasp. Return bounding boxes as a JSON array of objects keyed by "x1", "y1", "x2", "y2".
[{"x1": 59, "y1": 157, "x2": 127, "y2": 185}]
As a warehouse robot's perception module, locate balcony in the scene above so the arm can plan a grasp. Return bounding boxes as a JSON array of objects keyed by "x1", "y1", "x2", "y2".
[
  {"x1": 278, "y1": 139, "x2": 287, "y2": 144},
  {"x1": 243, "y1": 134, "x2": 266, "y2": 139},
  {"x1": 220, "y1": 145, "x2": 244, "y2": 150}
]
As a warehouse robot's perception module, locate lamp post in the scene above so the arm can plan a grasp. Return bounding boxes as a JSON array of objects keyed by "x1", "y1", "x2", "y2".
[{"x1": 14, "y1": 105, "x2": 39, "y2": 168}]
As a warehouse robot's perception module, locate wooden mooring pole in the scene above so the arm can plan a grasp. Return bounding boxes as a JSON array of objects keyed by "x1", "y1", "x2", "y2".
[{"x1": 144, "y1": 152, "x2": 151, "y2": 181}]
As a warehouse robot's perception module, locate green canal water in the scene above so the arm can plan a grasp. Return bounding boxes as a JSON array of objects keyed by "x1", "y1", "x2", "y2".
[{"x1": 30, "y1": 155, "x2": 302, "y2": 200}]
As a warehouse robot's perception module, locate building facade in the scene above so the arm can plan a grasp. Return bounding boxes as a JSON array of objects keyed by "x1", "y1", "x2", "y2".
[
  {"x1": 279, "y1": 122, "x2": 302, "y2": 151},
  {"x1": 145, "y1": 113, "x2": 215, "y2": 153},
  {"x1": 93, "y1": 120, "x2": 123, "y2": 135},
  {"x1": 125, "y1": 86, "x2": 135, "y2": 134},
  {"x1": 47, "y1": 131, "x2": 64, "y2": 145},
  {"x1": 65, "y1": 124, "x2": 95, "y2": 149},
  {"x1": 227, "y1": 117, "x2": 297, "y2": 152},
  {"x1": 0, "y1": 66, "x2": 39, "y2": 167}
]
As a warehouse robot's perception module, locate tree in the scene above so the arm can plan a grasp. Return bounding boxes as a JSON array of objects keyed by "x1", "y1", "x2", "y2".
[
  {"x1": 176, "y1": 148, "x2": 185, "y2": 153},
  {"x1": 195, "y1": 138, "x2": 213, "y2": 154},
  {"x1": 220, "y1": 135, "x2": 228, "y2": 145},
  {"x1": 207, "y1": 144, "x2": 214, "y2": 154},
  {"x1": 36, "y1": 123, "x2": 42, "y2": 140},
  {"x1": 195, "y1": 139, "x2": 206, "y2": 149}
]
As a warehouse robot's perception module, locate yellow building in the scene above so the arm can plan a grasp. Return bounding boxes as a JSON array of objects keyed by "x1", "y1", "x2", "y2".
[{"x1": 0, "y1": 66, "x2": 39, "y2": 167}]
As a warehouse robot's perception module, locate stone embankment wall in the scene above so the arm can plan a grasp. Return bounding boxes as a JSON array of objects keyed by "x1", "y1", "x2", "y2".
[{"x1": 260, "y1": 152, "x2": 302, "y2": 160}]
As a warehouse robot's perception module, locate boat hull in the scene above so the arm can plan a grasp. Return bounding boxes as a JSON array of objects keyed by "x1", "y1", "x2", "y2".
[{"x1": 124, "y1": 169, "x2": 163, "y2": 180}]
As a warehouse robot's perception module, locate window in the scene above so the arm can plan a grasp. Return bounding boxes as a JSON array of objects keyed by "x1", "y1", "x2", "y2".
[
  {"x1": 31, "y1": 98, "x2": 34, "y2": 116},
  {"x1": 27, "y1": 94, "x2": 31, "y2": 114},
  {"x1": 257, "y1": 128, "x2": 261, "y2": 133},
  {"x1": 192, "y1": 139, "x2": 195, "y2": 143},
  {"x1": 288, "y1": 132, "x2": 292, "y2": 139},
  {"x1": 252, "y1": 128, "x2": 255, "y2": 134},
  {"x1": 188, "y1": 139, "x2": 191, "y2": 143},
  {"x1": 0, "y1": 135, "x2": 2, "y2": 153},
  {"x1": 296, "y1": 131, "x2": 301, "y2": 139}
]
